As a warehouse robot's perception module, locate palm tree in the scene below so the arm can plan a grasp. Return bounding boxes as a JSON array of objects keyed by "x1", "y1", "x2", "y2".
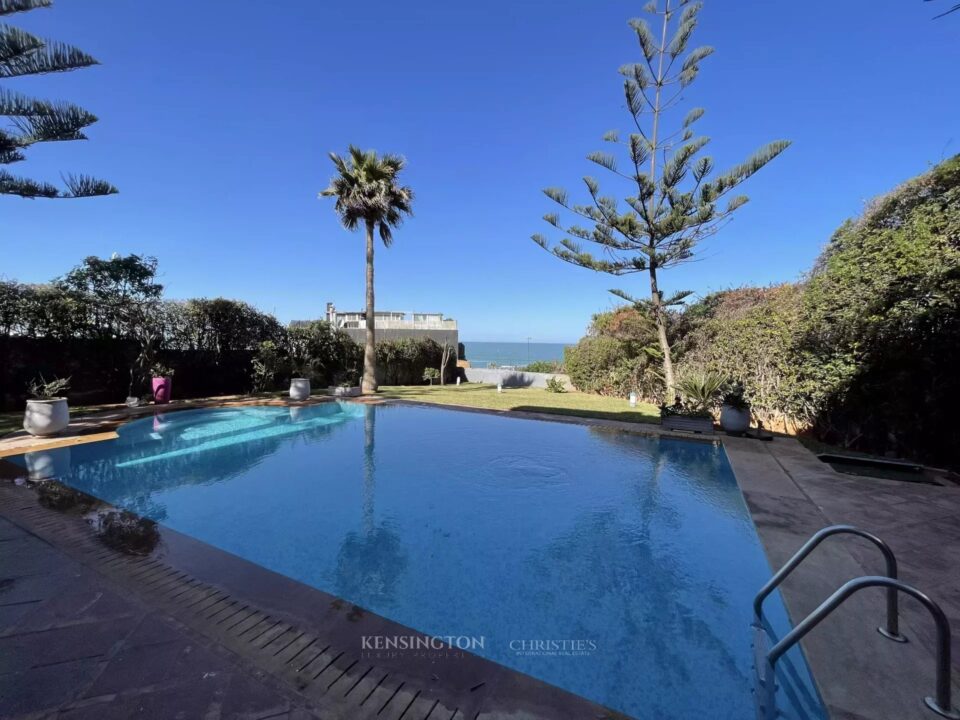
[{"x1": 320, "y1": 146, "x2": 413, "y2": 394}]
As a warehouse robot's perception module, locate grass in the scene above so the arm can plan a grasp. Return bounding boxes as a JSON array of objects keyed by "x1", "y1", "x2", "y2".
[{"x1": 377, "y1": 384, "x2": 660, "y2": 424}]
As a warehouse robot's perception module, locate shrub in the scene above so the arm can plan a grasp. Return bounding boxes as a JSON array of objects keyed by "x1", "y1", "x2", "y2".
[
  {"x1": 251, "y1": 340, "x2": 288, "y2": 392},
  {"x1": 673, "y1": 370, "x2": 726, "y2": 413},
  {"x1": 375, "y1": 337, "x2": 455, "y2": 385},
  {"x1": 423, "y1": 367, "x2": 440, "y2": 385},
  {"x1": 564, "y1": 336, "x2": 661, "y2": 399},
  {"x1": 545, "y1": 376, "x2": 566, "y2": 393},
  {"x1": 522, "y1": 360, "x2": 563, "y2": 373}
]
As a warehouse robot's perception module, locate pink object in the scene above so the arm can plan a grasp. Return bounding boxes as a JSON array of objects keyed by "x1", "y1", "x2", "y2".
[{"x1": 152, "y1": 376, "x2": 172, "y2": 404}]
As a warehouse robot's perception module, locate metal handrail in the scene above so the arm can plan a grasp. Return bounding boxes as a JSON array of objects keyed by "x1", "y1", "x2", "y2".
[
  {"x1": 753, "y1": 524, "x2": 906, "y2": 642},
  {"x1": 762, "y1": 576, "x2": 960, "y2": 720}
]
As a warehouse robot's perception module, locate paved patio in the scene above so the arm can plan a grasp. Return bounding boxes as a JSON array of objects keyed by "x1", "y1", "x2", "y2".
[
  {"x1": 0, "y1": 514, "x2": 322, "y2": 720},
  {"x1": 725, "y1": 435, "x2": 960, "y2": 720}
]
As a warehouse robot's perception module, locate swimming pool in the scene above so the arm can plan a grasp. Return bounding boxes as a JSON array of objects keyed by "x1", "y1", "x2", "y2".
[{"x1": 10, "y1": 402, "x2": 824, "y2": 719}]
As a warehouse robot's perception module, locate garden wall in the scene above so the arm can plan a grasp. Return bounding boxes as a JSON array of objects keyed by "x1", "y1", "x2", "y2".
[{"x1": 463, "y1": 367, "x2": 572, "y2": 389}]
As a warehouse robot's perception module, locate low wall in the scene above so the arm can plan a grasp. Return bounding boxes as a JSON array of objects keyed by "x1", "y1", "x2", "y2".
[{"x1": 463, "y1": 367, "x2": 572, "y2": 390}]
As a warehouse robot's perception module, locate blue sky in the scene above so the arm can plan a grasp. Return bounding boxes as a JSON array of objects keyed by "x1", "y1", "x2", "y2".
[{"x1": 2, "y1": 1, "x2": 957, "y2": 342}]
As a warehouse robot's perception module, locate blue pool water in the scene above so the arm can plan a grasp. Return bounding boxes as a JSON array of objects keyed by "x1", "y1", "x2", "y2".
[{"x1": 11, "y1": 403, "x2": 824, "y2": 719}]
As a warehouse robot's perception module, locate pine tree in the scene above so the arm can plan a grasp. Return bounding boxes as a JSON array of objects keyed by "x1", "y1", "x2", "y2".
[
  {"x1": 533, "y1": 0, "x2": 788, "y2": 400},
  {"x1": 0, "y1": 0, "x2": 116, "y2": 198}
]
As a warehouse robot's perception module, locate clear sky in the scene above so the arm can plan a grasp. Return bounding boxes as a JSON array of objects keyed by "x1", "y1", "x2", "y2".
[{"x1": 2, "y1": 1, "x2": 957, "y2": 342}]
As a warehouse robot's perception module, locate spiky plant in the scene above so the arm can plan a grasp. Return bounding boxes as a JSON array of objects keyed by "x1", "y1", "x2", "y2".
[
  {"x1": 533, "y1": 0, "x2": 789, "y2": 400},
  {"x1": 320, "y1": 146, "x2": 413, "y2": 394},
  {"x1": 0, "y1": 0, "x2": 116, "y2": 198}
]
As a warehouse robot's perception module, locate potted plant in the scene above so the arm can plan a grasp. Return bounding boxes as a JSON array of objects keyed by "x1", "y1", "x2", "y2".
[
  {"x1": 660, "y1": 371, "x2": 725, "y2": 434},
  {"x1": 325, "y1": 370, "x2": 359, "y2": 397},
  {"x1": 150, "y1": 363, "x2": 174, "y2": 404},
  {"x1": 23, "y1": 375, "x2": 71, "y2": 437},
  {"x1": 719, "y1": 382, "x2": 751, "y2": 435}
]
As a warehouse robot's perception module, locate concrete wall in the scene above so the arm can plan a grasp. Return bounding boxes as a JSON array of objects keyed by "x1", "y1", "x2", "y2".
[
  {"x1": 341, "y1": 328, "x2": 459, "y2": 348},
  {"x1": 463, "y1": 367, "x2": 572, "y2": 390}
]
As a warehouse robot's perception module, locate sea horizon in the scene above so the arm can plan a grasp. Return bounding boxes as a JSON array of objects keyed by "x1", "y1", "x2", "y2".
[{"x1": 461, "y1": 340, "x2": 572, "y2": 369}]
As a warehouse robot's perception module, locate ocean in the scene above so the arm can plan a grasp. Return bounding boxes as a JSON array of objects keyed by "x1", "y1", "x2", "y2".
[{"x1": 461, "y1": 341, "x2": 571, "y2": 369}]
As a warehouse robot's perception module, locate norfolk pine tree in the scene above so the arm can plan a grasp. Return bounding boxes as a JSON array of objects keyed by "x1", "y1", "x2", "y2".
[
  {"x1": 1, "y1": 0, "x2": 116, "y2": 198},
  {"x1": 533, "y1": 0, "x2": 789, "y2": 400}
]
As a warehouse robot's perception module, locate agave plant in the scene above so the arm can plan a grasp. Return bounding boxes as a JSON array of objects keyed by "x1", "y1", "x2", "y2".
[{"x1": 674, "y1": 371, "x2": 727, "y2": 413}]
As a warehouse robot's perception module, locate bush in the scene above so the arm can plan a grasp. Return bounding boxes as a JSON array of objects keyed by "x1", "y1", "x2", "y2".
[
  {"x1": 522, "y1": 360, "x2": 563, "y2": 373},
  {"x1": 564, "y1": 336, "x2": 661, "y2": 398},
  {"x1": 375, "y1": 337, "x2": 455, "y2": 385},
  {"x1": 545, "y1": 376, "x2": 566, "y2": 393}
]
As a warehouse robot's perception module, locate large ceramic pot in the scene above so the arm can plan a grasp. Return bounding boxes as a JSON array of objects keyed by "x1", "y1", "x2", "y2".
[
  {"x1": 720, "y1": 404, "x2": 751, "y2": 434},
  {"x1": 152, "y1": 376, "x2": 172, "y2": 404},
  {"x1": 331, "y1": 385, "x2": 361, "y2": 397},
  {"x1": 23, "y1": 398, "x2": 70, "y2": 436},
  {"x1": 289, "y1": 378, "x2": 311, "y2": 401}
]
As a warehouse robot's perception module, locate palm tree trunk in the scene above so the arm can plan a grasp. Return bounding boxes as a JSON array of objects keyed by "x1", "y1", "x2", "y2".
[{"x1": 362, "y1": 220, "x2": 378, "y2": 393}]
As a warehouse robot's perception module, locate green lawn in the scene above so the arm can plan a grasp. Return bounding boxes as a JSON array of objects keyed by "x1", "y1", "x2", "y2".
[{"x1": 377, "y1": 384, "x2": 660, "y2": 424}]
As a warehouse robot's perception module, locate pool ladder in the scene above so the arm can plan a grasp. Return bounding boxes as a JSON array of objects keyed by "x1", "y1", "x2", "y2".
[{"x1": 752, "y1": 524, "x2": 960, "y2": 719}]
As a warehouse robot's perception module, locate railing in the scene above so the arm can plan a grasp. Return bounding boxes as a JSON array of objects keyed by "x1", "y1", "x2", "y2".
[
  {"x1": 753, "y1": 524, "x2": 905, "y2": 641},
  {"x1": 753, "y1": 525, "x2": 960, "y2": 719},
  {"x1": 756, "y1": 576, "x2": 960, "y2": 719}
]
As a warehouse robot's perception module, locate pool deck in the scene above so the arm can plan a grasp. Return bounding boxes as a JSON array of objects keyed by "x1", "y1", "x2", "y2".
[{"x1": 1, "y1": 398, "x2": 958, "y2": 719}]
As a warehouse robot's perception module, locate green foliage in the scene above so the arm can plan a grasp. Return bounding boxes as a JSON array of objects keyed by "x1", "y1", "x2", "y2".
[
  {"x1": 287, "y1": 321, "x2": 361, "y2": 386},
  {"x1": 251, "y1": 340, "x2": 285, "y2": 393},
  {"x1": 320, "y1": 146, "x2": 414, "y2": 245},
  {"x1": 545, "y1": 376, "x2": 566, "y2": 393},
  {"x1": 532, "y1": 0, "x2": 788, "y2": 397},
  {"x1": 673, "y1": 370, "x2": 726, "y2": 413},
  {"x1": 26, "y1": 373, "x2": 68, "y2": 399},
  {"x1": 679, "y1": 284, "x2": 808, "y2": 423},
  {"x1": 673, "y1": 156, "x2": 960, "y2": 465},
  {"x1": 375, "y1": 337, "x2": 452, "y2": 386},
  {"x1": 149, "y1": 363, "x2": 173, "y2": 378},
  {"x1": 521, "y1": 360, "x2": 564, "y2": 373},
  {"x1": 563, "y1": 305, "x2": 663, "y2": 398},
  {"x1": 422, "y1": 367, "x2": 440, "y2": 385},
  {"x1": 720, "y1": 381, "x2": 749, "y2": 411},
  {"x1": 564, "y1": 335, "x2": 661, "y2": 399},
  {"x1": 0, "y1": 0, "x2": 116, "y2": 198}
]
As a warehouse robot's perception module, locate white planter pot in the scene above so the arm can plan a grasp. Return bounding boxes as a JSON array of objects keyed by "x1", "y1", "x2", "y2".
[
  {"x1": 289, "y1": 378, "x2": 311, "y2": 401},
  {"x1": 720, "y1": 404, "x2": 751, "y2": 434},
  {"x1": 330, "y1": 386, "x2": 361, "y2": 397},
  {"x1": 23, "y1": 398, "x2": 70, "y2": 437}
]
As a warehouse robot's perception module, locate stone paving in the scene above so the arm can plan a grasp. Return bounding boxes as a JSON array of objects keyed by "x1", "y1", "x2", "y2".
[
  {"x1": 0, "y1": 516, "x2": 322, "y2": 720},
  {"x1": 725, "y1": 435, "x2": 960, "y2": 720}
]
